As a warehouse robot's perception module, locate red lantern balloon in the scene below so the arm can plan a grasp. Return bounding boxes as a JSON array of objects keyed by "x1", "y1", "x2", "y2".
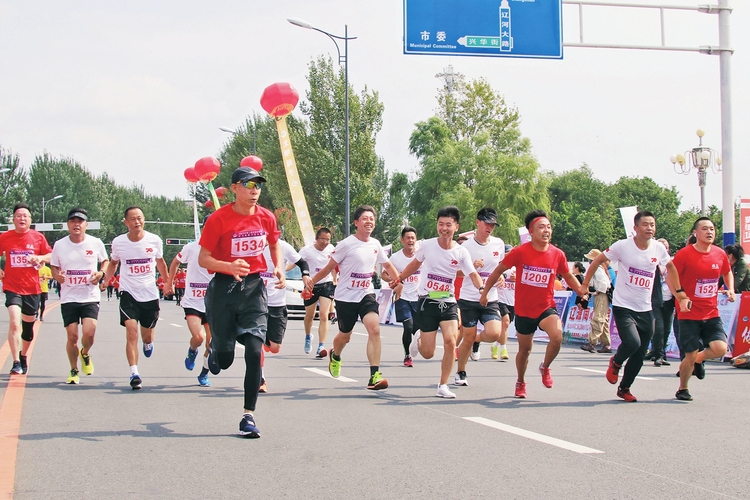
[
  {"x1": 260, "y1": 82, "x2": 299, "y2": 118},
  {"x1": 215, "y1": 186, "x2": 228, "y2": 198},
  {"x1": 240, "y1": 155, "x2": 263, "y2": 171},
  {"x1": 205, "y1": 199, "x2": 214, "y2": 209},
  {"x1": 194, "y1": 157, "x2": 221, "y2": 182},
  {"x1": 184, "y1": 167, "x2": 199, "y2": 183}
]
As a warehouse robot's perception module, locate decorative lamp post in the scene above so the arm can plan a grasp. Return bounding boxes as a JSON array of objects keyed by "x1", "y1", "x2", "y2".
[
  {"x1": 670, "y1": 129, "x2": 722, "y2": 216},
  {"x1": 41, "y1": 194, "x2": 64, "y2": 224}
]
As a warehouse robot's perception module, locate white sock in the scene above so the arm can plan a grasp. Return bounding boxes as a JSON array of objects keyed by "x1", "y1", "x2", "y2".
[
  {"x1": 500, "y1": 344, "x2": 506, "y2": 349},
  {"x1": 493, "y1": 341, "x2": 500, "y2": 347},
  {"x1": 203, "y1": 355, "x2": 209, "y2": 369},
  {"x1": 130, "y1": 365, "x2": 139, "y2": 376}
]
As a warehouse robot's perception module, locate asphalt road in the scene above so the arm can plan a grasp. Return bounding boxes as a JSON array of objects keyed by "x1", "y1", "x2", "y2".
[{"x1": 1, "y1": 296, "x2": 749, "y2": 499}]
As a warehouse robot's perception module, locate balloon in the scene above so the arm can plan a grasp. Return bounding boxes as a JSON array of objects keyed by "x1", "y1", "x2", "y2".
[
  {"x1": 205, "y1": 199, "x2": 214, "y2": 209},
  {"x1": 260, "y1": 82, "x2": 299, "y2": 118},
  {"x1": 215, "y1": 186, "x2": 228, "y2": 198},
  {"x1": 194, "y1": 157, "x2": 221, "y2": 183},
  {"x1": 184, "y1": 167, "x2": 199, "y2": 183},
  {"x1": 240, "y1": 155, "x2": 263, "y2": 171}
]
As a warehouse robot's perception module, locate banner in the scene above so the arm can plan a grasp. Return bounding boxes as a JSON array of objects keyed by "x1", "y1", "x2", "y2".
[
  {"x1": 508, "y1": 291, "x2": 573, "y2": 342},
  {"x1": 275, "y1": 117, "x2": 315, "y2": 246},
  {"x1": 740, "y1": 199, "x2": 750, "y2": 256},
  {"x1": 727, "y1": 292, "x2": 750, "y2": 358},
  {"x1": 619, "y1": 206, "x2": 638, "y2": 238}
]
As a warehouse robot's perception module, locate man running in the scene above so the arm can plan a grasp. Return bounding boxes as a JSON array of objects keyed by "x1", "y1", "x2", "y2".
[
  {"x1": 0, "y1": 203, "x2": 53, "y2": 375},
  {"x1": 306, "y1": 205, "x2": 400, "y2": 391},
  {"x1": 298, "y1": 228, "x2": 336, "y2": 358},
  {"x1": 165, "y1": 240, "x2": 213, "y2": 387},
  {"x1": 50, "y1": 208, "x2": 109, "y2": 384},
  {"x1": 454, "y1": 208, "x2": 505, "y2": 386},
  {"x1": 672, "y1": 217, "x2": 733, "y2": 401},
  {"x1": 100, "y1": 206, "x2": 169, "y2": 390},
  {"x1": 581, "y1": 210, "x2": 679, "y2": 402},
  {"x1": 481, "y1": 210, "x2": 582, "y2": 398},
  {"x1": 198, "y1": 165, "x2": 284, "y2": 438},
  {"x1": 394, "y1": 206, "x2": 483, "y2": 398},
  {"x1": 381, "y1": 226, "x2": 420, "y2": 367}
]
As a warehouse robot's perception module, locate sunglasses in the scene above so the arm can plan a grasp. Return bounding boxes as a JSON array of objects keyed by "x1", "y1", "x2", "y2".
[{"x1": 237, "y1": 180, "x2": 263, "y2": 190}]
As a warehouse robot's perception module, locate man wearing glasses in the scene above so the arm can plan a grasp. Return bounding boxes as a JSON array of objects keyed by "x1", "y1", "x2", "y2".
[
  {"x1": 299, "y1": 227, "x2": 336, "y2": 358},
  {"x1": 199, "y1": 166, "x2": 284, "y2": 438}
]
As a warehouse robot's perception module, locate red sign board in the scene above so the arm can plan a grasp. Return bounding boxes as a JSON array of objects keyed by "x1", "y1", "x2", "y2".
[
  {"x1": 740, "y1": 199, "x2": 750, "y2": 255},
  {"x1": 732, "y1": 291, "x2": 750, "y2": 357}
]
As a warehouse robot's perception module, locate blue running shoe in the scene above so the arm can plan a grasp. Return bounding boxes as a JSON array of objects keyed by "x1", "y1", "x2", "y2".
[
  {"x1": 304, "y1": 335, "x2": 312, "y2": 354},
  {"x1": 185, "y1": 348, "x2": 198, "y2": 370},
  {"x1": 197, "y1": 373, "x2": 211, "y2": 387},
  {"x1": 142, "y1": 343, "x2": 154, "y2": 358},
  {"x1": 239, "y1": 413, "x2": 260, "y2": 438}
]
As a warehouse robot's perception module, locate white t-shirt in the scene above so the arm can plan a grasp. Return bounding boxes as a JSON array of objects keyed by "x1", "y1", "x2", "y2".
[
  {"x1": 415, "y1": 238, "x2": 476, "y2": 304},
  {"x1": 496, "y1": 270, "x2": 515, "y2": 306},
  {"x1": 111, "y1": 231, "x2": 163, "y2": 302},
  {"x1": 331, "y1": 235, "x2": 389, "y2": 303},
  {"x1": 175, "y1": 242, "x2": 212, "y2": 312},
  {"x1": 604, "y1": 238, "x2": 670, "y2": 312},
  {"x1": 50, "y1": 235, "x2": 108, "y2": 304},
  {"x1": 459, "y1": 236, "x2": 505, "y2": 302},
  {"x1": 299, "y1": 243, "x2": 334, "y2": 284},
  {"x1": 262, "y1": 241, "x2": 301, "y2": 307},
  {"x1": 389, "y1": 249, "x2": 420, "y2": 302}
]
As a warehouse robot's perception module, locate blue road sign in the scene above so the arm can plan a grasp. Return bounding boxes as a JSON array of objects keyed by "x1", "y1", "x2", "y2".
[{"x1": 404, "y1": 0, "x2": 563, "y2": 59}]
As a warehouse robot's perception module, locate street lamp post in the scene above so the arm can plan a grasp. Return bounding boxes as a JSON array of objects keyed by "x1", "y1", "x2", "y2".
[
  {"x1": 219, "y1": 123, "x2": 256, "y2": 155},
  {"x1": 41, "y1": 194, "x2": 64, "y2": 224},
  {"x1": 670, "y1": 129, "x2": 722, "y2": 217},
  {"x1": 288, "y1": 17, "x2": 356, "y2": 236}
]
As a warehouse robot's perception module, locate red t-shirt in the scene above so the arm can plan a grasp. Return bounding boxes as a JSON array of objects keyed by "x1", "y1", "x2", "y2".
[
  {"x1": 672, "y1": 244, "x2": 730, "y2": 321},
  {"x1": 199, "y1": 203, "x2": 281, "y2": 275},
  {"x1": 0, "y1": 229, "x2": 53, "y2": 295},
  {"x1": 501, "y1": 242, "x2": 569, "y2": 318},
  {"x1": 175, "y1": 270, "x2": 186, "y2": 288}
]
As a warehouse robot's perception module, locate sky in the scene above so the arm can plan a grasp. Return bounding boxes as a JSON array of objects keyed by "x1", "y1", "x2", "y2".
[{"x1": 1, "y1": 0, "x2": 748, "y2": 224}]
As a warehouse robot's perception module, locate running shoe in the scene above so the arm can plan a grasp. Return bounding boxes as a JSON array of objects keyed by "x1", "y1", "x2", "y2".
[
  {"x1": 616, "y1": 387, "x2": 637, "y2": 402},
  {"x1": 9, "y1": 361, "x2": 23, "y2": 375},
  {"x1": 436, "y1": 384, "x2": 456, "y2": 398},
  {"x1": 67, "y1": 369, "x2": 80, "y2": 385},
  {"x1": 304, "y1": 335, "x2": 313, "y2": 354},
  {"x1": 403, "y1": 355, "x2": 413, "y2": 367},
  {"x1": 367, "y1": 371, "x2": 388, "y2": 390},
  {"x1": 208, "y1": 348, "x2": 221, "y2": 375},
  {"x1": 79, "y1": 349, "x2": 94, "y2": 375},
  {"x1": 197, "y1": 373, "x2": 211, "y2": 387},
  {"x1": 539, "y1": 363, "x2": 553, "y2": 388},
  {"x1": 675, "y1": 389, "x2": 693, "y2": 401},
  {"x1": 185, "y1": 348, "x2": 198, "y2": 371},
  {"x1": 130, "y1": 374, "x2": 142, "y2": 390},
  {"x1": 515, "y1": 381, "x2": 527, "y2": 398},
  {"x1": 491, "y1": 345, "x2": 499, "y2": 359},
  {"x1": 409, "y1": 331, "x2": 421, "y2": 358},
  {"x1": 606, "y1": 356, "x2": 621, "y2": 384},
  {"x1": 19, "y1": 355, "x2": 28, "y2": 374},
  {"x1": 328, "y1": 351, "x2": 341, "y2": 378},
  {"x1": 500, "y1": 348, "x2": 509, "y2": 360},
  {"x1": 142, "y1": 343, "x2": 154, "y2": 358},
  {"x1": 454, "y1": 371, "x2": 468, "y2": 386},
  {"x1": 315, "y1": 345, "x2": 328, "y2": 359},
  {"x1": 470, "y1": 346, "x2": 481, "y2": 361},
  {"x1": 239, "y1": 413, "x2": 261, "y2": 438},
  {"x1": 259, "y1": 378, "x2": 268, "y2": 393},
  {"x1": 693, "y1": 362, "x2": 706, "y2": 380}
]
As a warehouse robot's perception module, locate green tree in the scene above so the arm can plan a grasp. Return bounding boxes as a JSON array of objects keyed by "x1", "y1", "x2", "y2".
[{"x1": 0, "y1": 147, "x2": 29, "y2": 224}]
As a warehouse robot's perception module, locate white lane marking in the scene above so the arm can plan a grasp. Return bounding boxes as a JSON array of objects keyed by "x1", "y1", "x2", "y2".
[
  {"x1": 169, "y1": 323, "x2": 184, "y2": 328},
  {"x1": 464, "y1": 417, "x2": 605, "y2": 454},
  {"x1": 304, "y1": 367, "x2": 358, "y2": 383},
  {"x1": 570, "y1": 367, "x2": 657, "y2": 381}
]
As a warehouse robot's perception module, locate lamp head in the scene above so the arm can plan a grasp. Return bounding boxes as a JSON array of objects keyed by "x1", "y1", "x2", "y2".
[
  {"x1": 696, "y1": 129, "x2": 705, "y2": 138},
  {"x1": 288, "y1": 18, "x2": 314, "y2": 29}
]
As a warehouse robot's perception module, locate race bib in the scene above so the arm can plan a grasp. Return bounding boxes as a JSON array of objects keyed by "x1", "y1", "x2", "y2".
[
  {"x1": 231, "y1": 230, "x2": 266, "y2": 257},
  {"x1": 425, "y1": 273, "x2": 452, "y2": 292},
  {"x1": 66, "y1": 270, "x2": 91, "y2": 287},
  {"x1": 9, "y1": 250, "x2": 33, "y2": 268},
  {"x1": 190, "y1": 282, "x2": 208, "y2": 298},
  {"x1": 694, "y1": 278, "x2": 719, "y2": 299},
  {"x1": 627, "y1": 267, "x2": 653, "y2": 289},
  {"x1": 404, "y1": 270, "x2": 420, "y2": 284},
  {"x1": 260, "y1": 271, "x2": 275, "y2": 287},
  {"x1": 125, "y1": 258, "x2": 152, "y2": 275},
  {"x1": 478, "y1": 271, "x2": 491, "y2": 286},
  {"x1": 347, "y1": 272, "x2": 372, "y2": 289},
  {"x1": 521, "y1": 265, "x2": 551, "y2": 288}
]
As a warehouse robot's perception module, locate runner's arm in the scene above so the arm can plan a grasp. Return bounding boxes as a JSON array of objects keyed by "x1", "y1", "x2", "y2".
[
  {"x1": 723, "y1": 270, "x2": 736, "y2": 302},
  {"x1": 164, "y1": 257, "x2": 180, "y2": 296},
  {"x1": 308, "y1": 257, "x2": 338, "y2": 291},
  {"x1": 198, "y1": 247, "x2": 251, "y2": 281},
  {"x1": 479, "y1": 262, "x2": 509, "y2": 305},
  {"x1": 100, "y1": 259, "x2": 120, "y2": 291}
]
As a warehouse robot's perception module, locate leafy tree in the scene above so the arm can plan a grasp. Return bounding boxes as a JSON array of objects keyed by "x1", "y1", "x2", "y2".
[{"x1": 0, "y1": 147, "x2": 29, "y2": 224}]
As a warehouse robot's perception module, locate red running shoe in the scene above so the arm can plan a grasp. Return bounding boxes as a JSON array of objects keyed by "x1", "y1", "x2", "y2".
[
  {"x1": 606, "y1": 356, "x2": 621, "y2": 385},
  {"x1": 515, "y1": 381, "x2": 527, "y2": 398},
  {"x1": 403, "y1": 355, "x2": 413, "y2": 367},
  {"x1": 539, "y1": 363, "x2": 553, "y2": 388},
  {"x1": 616, "y1": 387, "x2": 637, "y2": 402}
]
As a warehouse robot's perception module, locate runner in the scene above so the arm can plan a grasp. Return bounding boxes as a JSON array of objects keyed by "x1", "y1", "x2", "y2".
[
  {"x1": 50, "y1": 208, "x2": 109, "y2": 384},
  {"x1": 198, "y1": 165, "x2": 284, "y2": 438},
  {"x1": 100, "y1": 206, "x2": 169, "y2": 390},
  {"x1": 381, "y1": 226, "x2": 420, "y2": 367},
  {"x1": 481, "y1": 210, "x2": 583, "y2": 398},
  {"x1": 0, "y1": 203, "x2": 53, "y2": 375},
  {"x1": 394, "y1": 206, "x2": 483, "y2": 398},
  {"x1": 671, "y1": 217, "x2": 733, "y2": 401},
  {"x1": 306, "y1": 205, "x2": 400, "y2": 391},
  {"x1": 298, "y1": 228, "x2": 336, "y2": 358},
  {"x1": 173, "y1": 267, "x2": 186, "y2": 306},
  {"x1": 581, "y1": 210, "x2": 679, "y2": 402},
  {"x1": 37, "y1": 263, "x2": 52, "y2": 321},
  {"x1": 454, "y1": 208, "x2": 506, "y2": 386},
  {"x1": 165, "y1": 240, "x2": 213, "y2": 387},
  {"x1": 106, "y1": 274, "x2": 116, "y2": 301}
]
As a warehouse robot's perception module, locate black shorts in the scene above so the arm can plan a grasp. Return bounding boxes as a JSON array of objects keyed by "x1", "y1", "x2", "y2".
[
  {"x1": 266, "y1": 305, "x2": 288, "y2": 346},
  {"x1": 458, "y1": 299, "x2": 503, "y2": 328},
  {"x1": 304, "y1": 281, "x2": 336, "y2": 307},
  {"x1": 183, "y1": 307, "x2": 208, "y2": 325},
  {"x1": 205, "y1": 273, "x2": 267, "y2": 352},
  {"x1": 119, "y1": 291, "x2": 160, "y2": 328},
  {"x1": 61, "y1": 302, "x2": 100, "y2": 327},
  {"x1": 416, "y1": 297, "x2": 459, "y2": 333},
  {"x1": 678, "y1": 317, "x2": 727, "y2": 353},
  {"x1": 4, "y1": 291, "x2": 40, "y2": 316},
  {"x1": 515, "y1": 308, "x2": 558, "y2": 335},
  {"x1": 335, "y1": 294, "x2": 379, "y2": 333},
  {"x1": 40, "y1": 292, "x2": 48, "y2": 301},
  {"x1": 503, "y1": 304, "x2": 515, "y2": 322}
]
